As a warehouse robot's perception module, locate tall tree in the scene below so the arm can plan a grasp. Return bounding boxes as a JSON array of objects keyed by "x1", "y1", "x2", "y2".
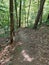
[
  {"x1": 39, "y1": 0, "x2": 43, "y2": 25},
  {"x1": 27, "y1": 0, "x2": 31, "y2": 26},
  {"x1": 14, "y1": 0, "x2": 19, "y2": 28},
  {"x1": 33, "y1": 0, "x2": 46, "y2": 29},
  {"x1": 38, "y1": 0, "x2": 40, "y2": 7},
  {"x1": 10, "y1": 0, "x2": 15, "y2": 44},
  {"x1": 46, "y1": 14, "x2": 49, "y2": 22},
  {"x1": 19, "y1": 0, "x2": 22, "y2": 27},
  {"x1": 22, "y1": 0, "x2": 27, "y2": 27}
]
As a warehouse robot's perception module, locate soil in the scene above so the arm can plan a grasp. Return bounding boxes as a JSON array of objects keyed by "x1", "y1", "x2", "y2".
[{"x1": 0, "y1": 26, "x2": 49, "y2": 65}]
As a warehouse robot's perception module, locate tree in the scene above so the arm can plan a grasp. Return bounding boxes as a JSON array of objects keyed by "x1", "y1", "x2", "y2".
[
  {"x1": 19, "y1": 0, "x2": 22, "y2": 27},
  {"x1": 27, "y1": 0, "x2": 31, "y2": 26},
  {"x1": 39, "y1": 0, "x2": 43, "y2": 25},
  {"x1": 10, "y1": 0, "x2": 15, "y2": 44},
  {"x1": 46, "y1": 14, "x2": 49, "y2": 22},
  {"x1": 14, "y1": 0, "x2": 19, "y2": 28},
  {"x1": 33, "y1": 0, "x2": 46, "y2": 29}
]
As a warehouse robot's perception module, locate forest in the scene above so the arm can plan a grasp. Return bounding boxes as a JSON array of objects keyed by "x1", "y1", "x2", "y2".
[{"x1": 0, "y1": 0, "x2": 49, "y2": 65}]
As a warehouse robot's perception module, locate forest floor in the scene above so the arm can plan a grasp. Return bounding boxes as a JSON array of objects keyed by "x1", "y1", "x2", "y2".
[{"x1": 0, "y1": 25, "x2": 49, "y2": 65}]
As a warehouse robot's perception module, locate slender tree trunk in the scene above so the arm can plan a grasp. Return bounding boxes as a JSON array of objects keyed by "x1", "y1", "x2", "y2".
[
  {"x1": 33, "y1": 0, "x2": 46, "y2": 29},
  {"x1": 27, "y1": 0, "x2": 31, "y2": 26},
  {"x1": 39, "y1": 11, "x2": 43, "y2": 25},
  {"x1": 19, "y1": 0, "x2": 22, "y2": 27},
  {"x1": 37, "y1": 0, "x2": 43, "y2": 25},
  {"x1": 14, "y1": 0, "x2": 18, "y2": 28},
  {"x1": 24, "y1": 7, "x2": 26, "y2": 27},
  {"x1": 38, "y1": 0, "x2": 40, "y2": 8},
  {"x1": 39, "y1": 0, "x2": 43, "y2": 25},
  {"x1": 10, "y1": 0, "x2": 15, "y2": 44},
  {"x1": 22, "y1": 0, "x2": 27, "y2": 27},
  {"x1": 46, "y1": 14, "x2": 49, "y2": 22}
]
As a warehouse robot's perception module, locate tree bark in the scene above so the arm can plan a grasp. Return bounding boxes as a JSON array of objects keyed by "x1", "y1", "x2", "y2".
[
  {"x1": 27, "y1": 0, "x2": 31, "y2": 26},
  {"x1": 19, "y1": 0, "x2": 22, "y2": 27},
  {"x1": 33, "y1": 0, "x2": 46, "y2": 29},
  {"x1": 39, "y1": 0, "x2": 43, "y2": 25},
  {"x1": 39, "y1": 11, "x2": 43, "y2": 25},
  {"x1": 14, "y1": 0, "x2": 19, "y2": 28},
  {"x1": 46, "y1": 14, "x2": 49, "y2": 22},
  {"x1": 10, "y1": 0, "x2": 15, "y2": 44}
]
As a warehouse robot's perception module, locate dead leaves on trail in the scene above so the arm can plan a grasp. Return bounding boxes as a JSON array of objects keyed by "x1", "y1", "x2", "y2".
[
  {"x1": 0, "y1": 44, "x2": 15, "y2": 65},
  {"x1": 0, "y1": 26, "x2": 49, "y2": 65}
]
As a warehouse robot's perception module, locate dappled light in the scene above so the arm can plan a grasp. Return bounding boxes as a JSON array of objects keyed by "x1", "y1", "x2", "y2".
[
  {"x1": 21, "y1": 50, "x2": 34, "y2": 62},
  {"x1": 18, "y1": 42, "x2": 23, "y2": 45}
]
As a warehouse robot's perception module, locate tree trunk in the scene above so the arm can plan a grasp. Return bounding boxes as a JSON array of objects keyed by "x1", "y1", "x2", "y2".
[
  {"x1": 27, "y1": 0, "x2": 31, "y2": 26},
  {"x1": 14, "y1": 0, "x2": 19, "y2": 28},
  {"x1": 19, "y1": 0, "x2": 22, "y2": 27},
  {"x1": 39, "y1": 11, "x2": 43, "y2": 25},
  {"x1": 38, "y1": 0, "x2": 40, "y2": 8},
  {"x1": 10, "y1": 0, "x2": 15, "y2": 44},
  {"x1": 46, "y1": 14, "x2": 49, "y2": 22},
  {"x1": 39, "y1": 0, "x2": 43, "y2": 25},
  {"x1": 33, "y1": 0, "x2": 46, "y2": 29}
]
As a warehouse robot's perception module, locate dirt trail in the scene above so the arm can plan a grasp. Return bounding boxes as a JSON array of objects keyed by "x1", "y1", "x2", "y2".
[
  {"x1": 10, "y1": 27, "x2": 49, "y2": 65},
  {"x1": 0, "y1": 26, "x2": 49, "y2": 65}
]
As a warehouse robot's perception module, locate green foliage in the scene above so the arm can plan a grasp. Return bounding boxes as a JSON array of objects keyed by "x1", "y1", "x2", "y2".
[{"x1": 0, "y1": 0, "x2": 49, "y2": 37}]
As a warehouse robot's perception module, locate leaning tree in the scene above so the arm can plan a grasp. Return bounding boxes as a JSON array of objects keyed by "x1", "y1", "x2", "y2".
[{"x1": 33, "y1": 0, "x2": 46, "y2": 29}]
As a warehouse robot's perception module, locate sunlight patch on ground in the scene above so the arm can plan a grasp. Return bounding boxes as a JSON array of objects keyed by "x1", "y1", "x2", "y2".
[
  {"x1": 18, "y1": 42, "x2": 23, "y2": 45},
  {"x1": 21, "y1": 50, "x2": 34, "y2": 62}
]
